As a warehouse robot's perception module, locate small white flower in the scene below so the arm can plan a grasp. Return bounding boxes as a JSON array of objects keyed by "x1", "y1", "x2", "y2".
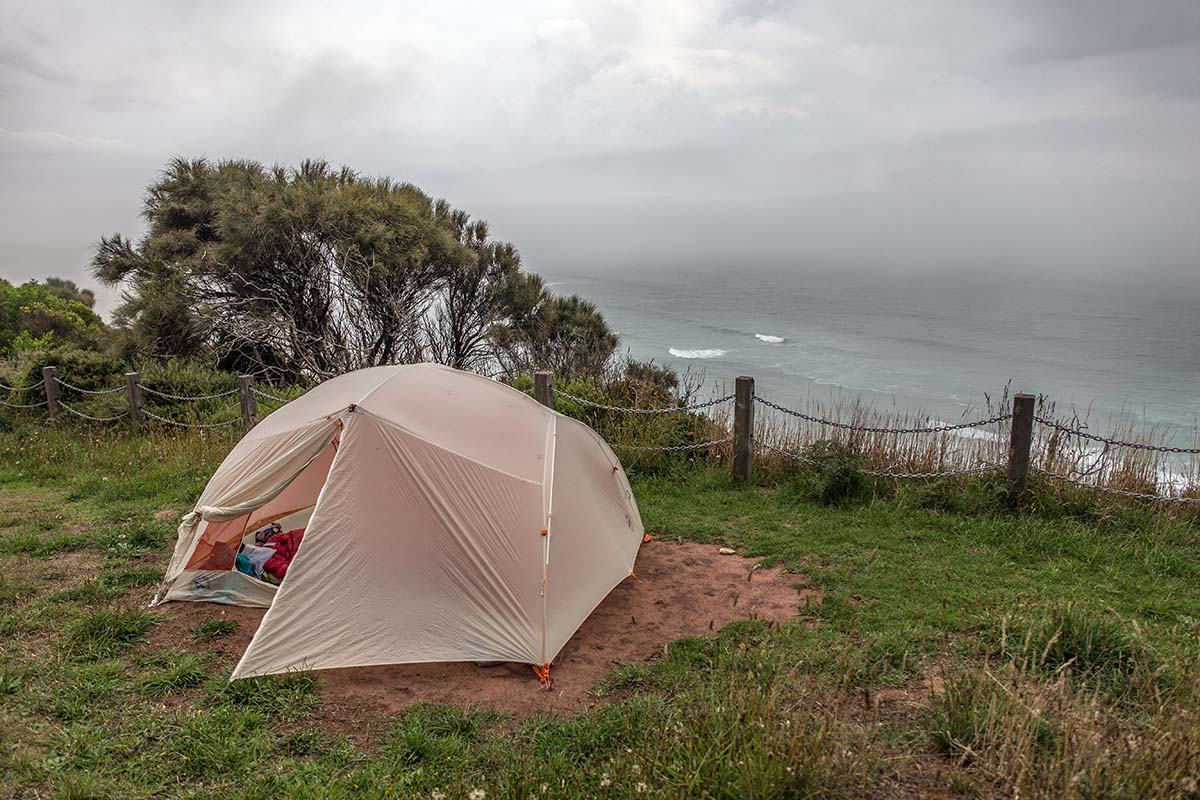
[
  {"x1": 468, "y1": 790, "x2": 486, "y2": 800},
  {"x1": 431, "y1": 791, "x2": 445, "y2": 800},
  {"x1": 599, "y1": 773, "x2": 611, "y2": 788},
  {"x1": 635, "y1": 783, "x2": 648, "y2": 794}
]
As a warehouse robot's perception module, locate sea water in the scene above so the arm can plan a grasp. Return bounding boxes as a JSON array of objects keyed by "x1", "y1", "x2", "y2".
[{"x1": 545, "y1": 268, "x2": 1200, "y2": 447}]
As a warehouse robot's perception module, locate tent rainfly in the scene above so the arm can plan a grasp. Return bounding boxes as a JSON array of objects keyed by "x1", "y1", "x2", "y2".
[{"x1": 153, "y1": 363, "x2": 644, "y2": 683}]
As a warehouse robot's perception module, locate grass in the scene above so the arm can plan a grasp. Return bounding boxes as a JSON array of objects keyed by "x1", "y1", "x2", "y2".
[
  {"x1": 62, "y1": 607, "x2": 161, "y2": 661},
  {"x1": 189, "y1": 618, "x2": 238, "y2": 639},
  {"x1": 0, "y1": 421, "x2": 1198, "y2": 798}
]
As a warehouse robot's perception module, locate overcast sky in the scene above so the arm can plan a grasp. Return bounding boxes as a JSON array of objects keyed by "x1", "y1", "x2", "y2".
[{"x1": 2, "y1": 0, "x2": 1199, "y2": 314}]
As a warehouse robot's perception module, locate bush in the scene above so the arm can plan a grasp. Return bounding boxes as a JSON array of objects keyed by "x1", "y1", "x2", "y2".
[
  {"x1": 1002, "y1": 605, "x2": 1148, "y2": 695},
  {"x1": 11, "y1": 348, "x2": 126, "y2": 395},
  {"x1": 787, "y1": 440, "x2": 867, "y2": 506}
]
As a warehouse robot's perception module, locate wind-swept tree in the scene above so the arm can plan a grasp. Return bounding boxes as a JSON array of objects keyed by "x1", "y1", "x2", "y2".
[
  {"x1": 94, "y1": 157, "x2": 618, "y2": 382},
  {"x1": 490, "y1": 273, "x2": 619, "y2": 378},
  {"x1": 424, "y1": 205, "x2": 523, "y2": 371}
]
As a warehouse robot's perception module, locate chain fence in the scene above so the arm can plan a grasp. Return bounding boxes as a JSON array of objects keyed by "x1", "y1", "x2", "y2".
[
  {"x1": 1033, "y1": 415, "x2": 1200, "y2": 455},
  {"x1": 618, "y1": 437, "x2": 733, "y2": 453},
  {"x1": 55, "y1": 377, "x2": 125, "y2": 396},
  {"x1": 251, "y1": 387, "x2": 289, "y2": 403},
  {"x1": 0, "y1": 398, "x2": 48, "y2": 409},
  {"x1": 0, "y1": 381, "x2": 41, "y2": 393},
  {"x1": 1031, "y1": 466, "x2": 1200, "y2": 505},
  {"x1": 754, "y1": 395, "x2": 1011, "y2": 434},
  {"x1": 58, "y1": 400, "x2": 129, "y2": 423},
  {"x1": 3, "y1": 366, "x2": 1198, "y2": 505},
  {"x1": 143, "y1": 409, "x2": 242, "y2": 429},
  {"x1": 139, "y1": 384, "x2": 239, "y2": 402},
  {"x1": 754, "y1": 438, "x2": 1004, "y2": 479},
  {"x1": 556, "y1": 389, "x2": 735, "y2": 415}
]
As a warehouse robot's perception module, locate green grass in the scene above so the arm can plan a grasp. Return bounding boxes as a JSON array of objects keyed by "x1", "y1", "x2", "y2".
[
  {"x1": 63, "y1": 607, "x2": 162, "y2": 661},
  {"x1": 189, "y1": 617, "x2": 238, "y2": 639},
  {"x1": 0, "y1": 422, "x2": 1198, "y2": 798}
]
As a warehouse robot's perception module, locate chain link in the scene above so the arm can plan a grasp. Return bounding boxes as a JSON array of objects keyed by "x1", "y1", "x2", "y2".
[
  {"x1": 143, "y1": 409, "x2": 242, "y2": 429},
  {"x1": 617, "y1": 436, "x2": 734, "y2": 452},
  {"x1": 556, "y1": 390, "x2": 735, "y2": 415},
  {"x1": 139, "y1": 384, "x2": 238, "y2": 402},
  {"x1": 1034, "y1": 416, "x2": 1200, "y2": 454},
  {"x1": 1032, "y1": 466, "x2": 1200, "y2": 504},
  {"x1": 55, "y1": 377, "x2": 125, "y2": 396},
  {"x1": 58, "y1": 401, "x2": 129, "y2": 422},
  {"x1": 865, "y1": 462, "x2": 1004, "y2": 479},
  {"x1": 0, "y1": 398, "x2": 48, "y2": 409},
  {"x1": 251, "y1": 387, "x2": 290, "y2": 403},
  {"x1": 0, "y1": 381, "x2": 41, "y2": 392},
  {"x1": 754, "y1": 395, "x2": 1011, "y2": 434}
]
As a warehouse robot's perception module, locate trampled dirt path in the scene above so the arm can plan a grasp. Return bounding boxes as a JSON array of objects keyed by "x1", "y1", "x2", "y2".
[{"x1": 147, "y1": 540, "x2": 818, "y2": 732}]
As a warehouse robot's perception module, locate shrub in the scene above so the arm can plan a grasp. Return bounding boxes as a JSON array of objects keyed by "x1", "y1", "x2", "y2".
[
  {"x1": 11, "y1": 348, "x2": 126, "y2": 395},
  {"x1": 1003, "y1": 605, "x2": 1147, "y2": 695},
  {"x1": 788, "y1": 440, "x2": 867, "y2": 506}
]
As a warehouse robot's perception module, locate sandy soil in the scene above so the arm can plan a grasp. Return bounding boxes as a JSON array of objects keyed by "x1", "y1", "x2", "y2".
[{"x1": 146, "y1": 539, "x2": 818, "y2": 732}]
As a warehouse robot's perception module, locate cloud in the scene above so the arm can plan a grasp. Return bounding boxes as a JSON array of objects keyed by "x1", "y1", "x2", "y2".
[
  {"x1": 0, "y1": 127, "x2": 134, "y2": 158},
  {"x1": 1, "y1": 0, "x2": 1199, "y2": 316}
]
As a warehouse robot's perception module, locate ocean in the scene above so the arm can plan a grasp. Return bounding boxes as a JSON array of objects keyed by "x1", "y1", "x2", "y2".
[{"x1": 544, "y1": 268, "x2": 1200, "y2": 446}]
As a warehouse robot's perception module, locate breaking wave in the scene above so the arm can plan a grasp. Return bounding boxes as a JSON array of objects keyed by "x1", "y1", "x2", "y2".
[
  {"x1": 668, "y1": 347, "x2": 726, "y2": 359},
  {"x1": 755, "y1": 334, "x2": 785, "y2": 344}
]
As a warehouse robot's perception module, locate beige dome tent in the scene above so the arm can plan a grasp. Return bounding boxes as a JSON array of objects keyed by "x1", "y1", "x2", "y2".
[{"x1": 153, "y1": 363, "x2": 644, "y2": 682}]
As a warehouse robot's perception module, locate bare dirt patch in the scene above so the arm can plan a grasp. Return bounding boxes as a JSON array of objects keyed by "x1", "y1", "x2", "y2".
[{"x1": 146, "y1": 540, "x2": 819, "y2": 733}]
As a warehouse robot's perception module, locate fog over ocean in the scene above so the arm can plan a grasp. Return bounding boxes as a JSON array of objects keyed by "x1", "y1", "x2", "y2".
[{"x1": 547, "y1": 268, "x2": 1200, "y2": 445}]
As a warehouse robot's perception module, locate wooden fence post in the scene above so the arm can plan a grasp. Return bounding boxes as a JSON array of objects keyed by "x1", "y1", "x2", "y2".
[
  {"x1": 238, "y1": 375, "x2": 257, "y2": 433},
  {"x1": 534, "y1": 371, "x2": 554, "y2": 408},
  {"x1": 733, "y1": 376, "x2": 754, "y2": 482},
  {"x1": 1007, "y1": 393, "x2": 1035, "y2": 500},
  {"x1": 42, "y1": 366, "x2": 60, "y2": 419},
  {"x1": 124, "y1": 372, "x2": 144, "y2": 433}
]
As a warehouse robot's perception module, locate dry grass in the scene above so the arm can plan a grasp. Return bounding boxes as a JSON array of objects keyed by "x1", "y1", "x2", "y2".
[
  {"x1": 928, "y1": 611, "x2": 1200, "y2": 799},
  {"x1": 707, "y1": 383, "x2": 1200, "y2": 504}
]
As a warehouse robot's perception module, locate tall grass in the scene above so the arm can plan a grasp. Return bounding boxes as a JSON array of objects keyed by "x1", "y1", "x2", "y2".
[{"x1": 928, "y1": 606, "x2": 1200, "y2": 798}]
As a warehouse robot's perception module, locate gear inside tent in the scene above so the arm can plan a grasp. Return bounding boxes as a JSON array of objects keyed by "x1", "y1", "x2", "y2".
[{"x1": 153, "y1": 363, "x2": 644, "y2": 682}]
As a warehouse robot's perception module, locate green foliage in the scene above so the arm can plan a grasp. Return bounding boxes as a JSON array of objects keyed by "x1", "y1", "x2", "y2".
[
  {"x1": 493, "y1": 285, "x2": 620, "y2": 378},
  {"x1": 92, "y1": 157, "x2": 619, "y2": 382},
  {"x1": 786, "y1": 439, "x2": 868, "y2": 506},
  {"x1": 549, "y1": 360, "x2": 721, "y2": 475},
  {"x1": 10, "y1": 348, "x2": 126, "y2": 397},
  {"x1": 0, "y1": 278, "x2": 108, "y2": 356}
]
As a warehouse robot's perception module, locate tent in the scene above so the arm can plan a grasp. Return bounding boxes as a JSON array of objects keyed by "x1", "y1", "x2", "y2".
[{"x1": 153, "y1": 363, "x2": 644, "y2": 683}]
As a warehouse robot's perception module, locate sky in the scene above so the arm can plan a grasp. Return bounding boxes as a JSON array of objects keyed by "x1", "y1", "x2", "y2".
[{"x1": 2, "y1": 0, "x2": 1199, "y2": 315}]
